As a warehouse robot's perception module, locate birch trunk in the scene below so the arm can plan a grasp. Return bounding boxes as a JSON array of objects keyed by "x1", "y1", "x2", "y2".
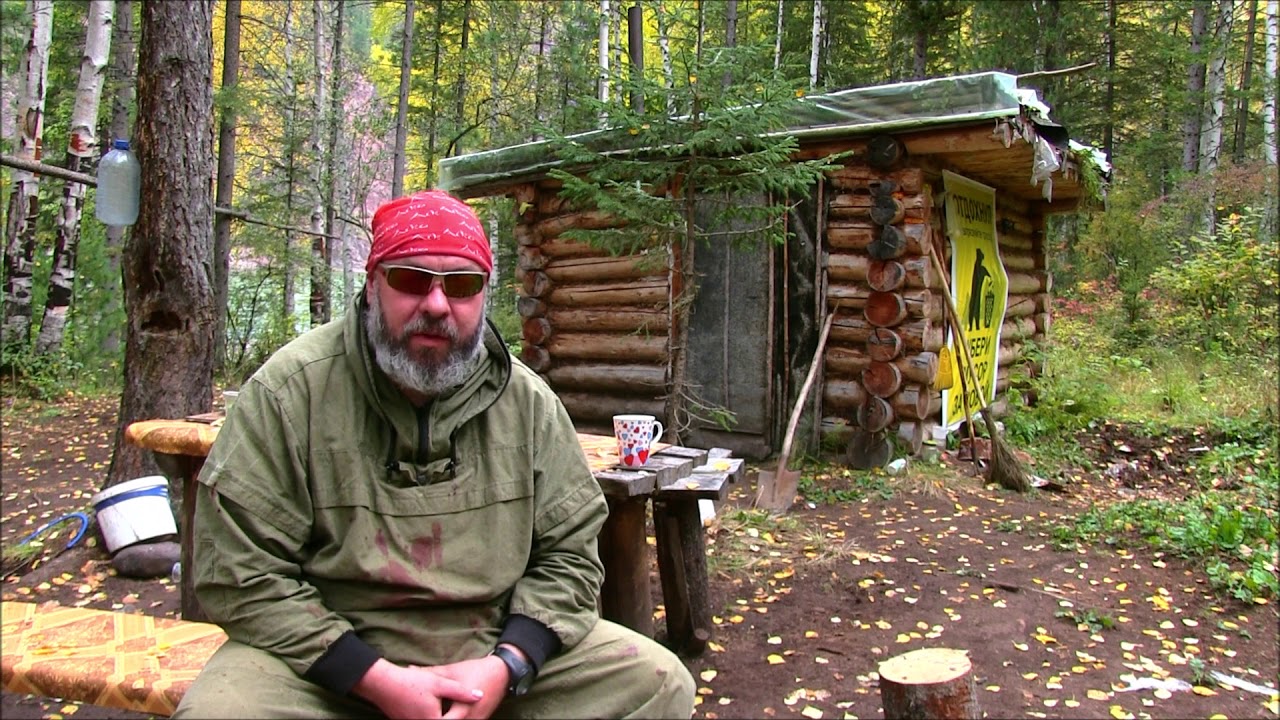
[
  {"x1": 655, "y1": 0, "x2": 675, "y2": 115},
  {"x1": 599, "y1": 0, "x2": 611, "y2": 126},
  {"x1": 36, "y1": 0, "x2": 114, "y2": 356},
  {"x1": 1182, "y1": 1, "x2": 1209, "y2": 173},
  {"x1": 1264, "y1": 0, "x2": 1278, "y2": 167},
  {"x1": 2, "y1": 0, "x2": 53, "y2": 350},
  {"x1": 1263, "y1": 0, "x2": 1278, "y2": 237},
  {"x1": 1198, "y1": 0, "x2": 1235, "y2": 176},
  {"x1": 809, "y1": 0, "x2": 823, "y2": 89},
  {"x1": 774, "y1": 0, "x2": 784, "y2": 70},
  {"x1": 211, "y1": 0, "x2": 241, "y2": 370},
  {"x1": 392, "y1": 0, "x2": 414, "y2": 197},
  {"x1": 100, "y1": 0, "x2": 136, "y2": 356}
]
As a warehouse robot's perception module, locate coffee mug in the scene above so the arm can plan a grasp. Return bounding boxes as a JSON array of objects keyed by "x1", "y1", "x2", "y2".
[{"x1": 613, "y1": 414, "x2": 665, "y2": 468}]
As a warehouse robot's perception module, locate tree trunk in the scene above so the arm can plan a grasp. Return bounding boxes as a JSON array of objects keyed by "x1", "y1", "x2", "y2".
[
  {"x1": 2, "y1": 0, "x2": 53, "y2": 350},
  {"x1": 879, "y1": 648, "x2": 980, "y2": 719},
  {"x1": 809, "y1": 0, "x2": 823, "y2": 89},
  {"x1": 392, "y1": 0, "x2": 414, "y2": 197},
  {"x1": 655, "y1": 0, "x2": 675, "y2": 115},
  {"x1": 323, "y1": 0, "x2": 346, "y2": 309},
  {"x1": 1182, "y1": 1, "x2": 1209, "y2": 173},
  {"x1": 773, "y1": 0, "x2": 784, "y2": 71},
  {"x1": 427, "y1": 0, "x2": 442, "y2": 176},
  {"x1": 109, "y1": 0, "x2": 217, "y2": 501},
  {"x1": 36, "y1": 0, "x2": 114, "y2": 357},
  {"x1": 99, "y1": 0, "x2": 137, "y2": 356},
  {"x1": 1198, "y1": 0, "x2": 1235, "y2": 176},
  {"x1": 309, "y1": 1, "x2": 331, "y2": 326},
  {"x1": 281, "y1": 0, "x2": 298, "y2": 320},
  {"x1": 722, "y1": 0, "x2": 737, "y2": 88},
  {"x1": 1232, "y1": 0, "x2": 1259, "y2": 163},
  {"x1": 211, "y1": 0, "x2": 241, "y2": 372},
  {"x1": 1264, "y1": 0, "x2": 1278, "y2": 167},
  {"x1": 1103, "y1": 0, "x2": 1117, "y2": 162},
  {"x1": 598, "y1": 0, "x2": 611, "y2": 126},
  {"x1": 451, "y1": 0, "x2": 472, "y2": 156}
]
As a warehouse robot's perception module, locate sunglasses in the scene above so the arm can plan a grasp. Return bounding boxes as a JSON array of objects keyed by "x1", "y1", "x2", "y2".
[{"x1": 381, "y1": 265, "x2": 487, "y2": 298}]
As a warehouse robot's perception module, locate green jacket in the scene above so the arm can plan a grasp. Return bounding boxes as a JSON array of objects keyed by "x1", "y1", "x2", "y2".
[{"x1": 192, "y1": 296, "x2": 606, "y2": 694}]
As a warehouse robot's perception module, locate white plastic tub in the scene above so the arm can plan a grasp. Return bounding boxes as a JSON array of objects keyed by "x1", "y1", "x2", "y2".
[{"x1": 91, "y1": 475, "x2": 177, "y2": 554}]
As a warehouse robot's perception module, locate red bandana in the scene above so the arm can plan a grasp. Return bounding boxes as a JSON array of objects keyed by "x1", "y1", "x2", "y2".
[{"x1": 366, "y1": 191, "x2": 492, "y2": 274}]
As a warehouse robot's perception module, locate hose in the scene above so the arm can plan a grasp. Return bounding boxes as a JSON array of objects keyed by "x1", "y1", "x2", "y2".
[{"x1": 18, "y1": 511, "x2": 91, "y2": 551}]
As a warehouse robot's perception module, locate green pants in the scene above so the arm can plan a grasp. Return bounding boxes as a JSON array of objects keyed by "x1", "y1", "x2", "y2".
[{"x1": 173, "y1": 619, "x2": 695, "y2": 719}]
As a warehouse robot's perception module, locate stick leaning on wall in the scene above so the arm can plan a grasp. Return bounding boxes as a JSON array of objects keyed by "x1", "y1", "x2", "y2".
[{"x1": 927, "y1": 251, "x2": 1032, "y2": 493}]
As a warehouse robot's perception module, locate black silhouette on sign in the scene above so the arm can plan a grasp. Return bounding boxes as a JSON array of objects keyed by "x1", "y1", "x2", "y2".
[{"x1": 966, "y1": 248, "x2": 992, "y2": 331}]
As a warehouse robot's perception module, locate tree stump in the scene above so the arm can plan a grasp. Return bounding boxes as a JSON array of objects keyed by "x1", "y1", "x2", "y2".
[
  {"x1": 878, "y1": 648, "x2": 980, "y2": 720},
  {"x1": 847, "y1": 429, "x2": 892, "y2": 469}
]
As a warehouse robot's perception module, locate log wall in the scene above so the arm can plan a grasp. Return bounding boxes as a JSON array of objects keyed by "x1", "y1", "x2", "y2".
[
  {"x1": 513, "y1": 181, "x2": 671, "y2": 431},
  {"x1": 820, "y1": 164, "x2": 1051, "y2": 460}
]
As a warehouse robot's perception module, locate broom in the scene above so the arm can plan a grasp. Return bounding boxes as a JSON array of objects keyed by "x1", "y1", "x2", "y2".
[{"x1": 928, "y1": 250, "x2": 1032, "y2": 493}]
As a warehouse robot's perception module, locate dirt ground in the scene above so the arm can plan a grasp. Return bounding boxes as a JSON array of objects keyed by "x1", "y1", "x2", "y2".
[{"x1": 2, "y1": 392, "x2": 1277, "y2": 719}]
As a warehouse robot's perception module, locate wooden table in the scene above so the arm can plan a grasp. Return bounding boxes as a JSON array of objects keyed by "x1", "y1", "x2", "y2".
[{"x1": 125, "y1": 419, "x2": 742, "y2": 656}]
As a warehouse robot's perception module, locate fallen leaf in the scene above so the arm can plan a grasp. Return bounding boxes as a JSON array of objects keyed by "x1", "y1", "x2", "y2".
[
  {"x1": 766, "y1": 654, "x2": 785, "y2": 665},
  {"x1": 700, "y1": 669, "x2": 717, "y2": 682}
]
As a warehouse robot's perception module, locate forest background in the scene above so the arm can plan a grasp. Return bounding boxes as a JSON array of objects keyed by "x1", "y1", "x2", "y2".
[{"x1": 0, "y1": 0, "x2": 1276, "y2": 502}]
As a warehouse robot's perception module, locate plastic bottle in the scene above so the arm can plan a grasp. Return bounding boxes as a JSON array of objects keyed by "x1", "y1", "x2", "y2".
[{"x1": 95, "y1": 139, "x2": 140, "y2": 226}]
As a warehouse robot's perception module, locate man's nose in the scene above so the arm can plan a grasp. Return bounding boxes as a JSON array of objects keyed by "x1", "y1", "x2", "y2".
[{"x1": 415, "y1": 280, "x2": 452, "y2": 317}]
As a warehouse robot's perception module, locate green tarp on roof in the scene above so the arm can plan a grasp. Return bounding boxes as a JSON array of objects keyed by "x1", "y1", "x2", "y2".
[{"x1": 440, "y1": 72, "x2": 1053, "y2": 194}]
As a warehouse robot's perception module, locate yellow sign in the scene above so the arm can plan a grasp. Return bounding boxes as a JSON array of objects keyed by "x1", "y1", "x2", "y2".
[{"x1": 941, "y1": 171, "x2": 1007, "y2": 430}]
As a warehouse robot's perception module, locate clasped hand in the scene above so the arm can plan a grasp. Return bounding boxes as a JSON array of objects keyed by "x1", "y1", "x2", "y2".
[{"x1": 353, "y1": 655, "x2": 508, "y2": 719}]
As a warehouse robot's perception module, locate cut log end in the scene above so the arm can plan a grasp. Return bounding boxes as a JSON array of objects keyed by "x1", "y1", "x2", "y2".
[{"x1": 879, "y1": 648, "x2": 980, "y2": 720}]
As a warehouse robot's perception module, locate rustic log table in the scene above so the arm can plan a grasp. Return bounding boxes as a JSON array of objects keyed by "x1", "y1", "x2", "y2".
[{"x1": 125, "y1": 419, "x2": 742, "y2": 656}]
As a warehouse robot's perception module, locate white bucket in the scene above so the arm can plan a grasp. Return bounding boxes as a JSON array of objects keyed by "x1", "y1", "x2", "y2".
[{"x1": 91, "y1": 475, "x2": 178, "y2": 554}]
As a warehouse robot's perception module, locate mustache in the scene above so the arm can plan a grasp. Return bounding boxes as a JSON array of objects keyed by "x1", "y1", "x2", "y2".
[{"x1": 401, "y1": 315, "x2": 459, "y2": 341}]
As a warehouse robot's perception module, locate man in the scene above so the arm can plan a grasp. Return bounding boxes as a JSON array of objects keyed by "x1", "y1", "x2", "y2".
[{"x1": 175, "y1": 191, "x2": 695, "y2": 719}]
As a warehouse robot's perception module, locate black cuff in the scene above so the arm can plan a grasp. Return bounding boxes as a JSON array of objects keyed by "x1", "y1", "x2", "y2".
[
  {"x1": 303, "y1": 630, "x2": 382, "y2": 695},
  {"x1": 497, "y1": 614, "x2": 562, "y2": 672}
]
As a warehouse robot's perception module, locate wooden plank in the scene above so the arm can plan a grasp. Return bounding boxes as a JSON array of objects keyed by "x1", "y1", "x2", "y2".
[
  {"x1": 593, "y1": 469, "x2": 656, "y2": 498},
  {"x1": 656, "y1": 472, "x2": 731, "y2": 501},
  {"x1": 655, "y1": 445, "x2": 709, "y2": 466}
]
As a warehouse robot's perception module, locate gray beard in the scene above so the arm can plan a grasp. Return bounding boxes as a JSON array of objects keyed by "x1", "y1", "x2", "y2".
[{"x1": 364, "y1": 293, "x2": 487, "y2": 399}]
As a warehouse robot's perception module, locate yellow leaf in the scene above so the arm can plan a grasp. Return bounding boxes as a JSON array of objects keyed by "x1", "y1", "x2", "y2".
[
  {"x1": 1110, "y1": 705, "x2": 1133, "y2": 719},
  {"x1": 767, "y1": 635, "x2": 782, "y2": 645},
  {"x1": 801, "y1": 706, "x2": 824, "y2": 719},
  {"x1": 729, "y1": 615, "x2": 745, "y2": 624},
  {"x1": 875, "y1": 620, "x2": 892, "y2": 630},
  {"x1": 766, "y1": 654, "x2": 785, "y2": 665},
  {"x1": 1022, "y1": 672, "x2": 1039, "y2": 680},
  {"x1": 1116, "y1": 582, "x2": 1127, "y2": 591},
  {"x1": 1153, "y1": 688, "x2": 1172, "y2": 700},
  {"x1": 1033, "y1": 633, "x2": 1057, "y2": 644},
  {"x1": 700, "y1": 669, "x2": 717, "y2": 682},
  {"x1": 1088, "y1": 687, "x2": 1112, "y2": 700},
  {"x1": 774, "y1": 568, "x2": 794, "y2": 579},
  {"x1": 895, "y1": 633, "x2": 912, "y2": 643},
  {"x1": 708, "y1": 641, "x2": 726, "y2": 653},
  {"x1": 1043, "y1": 699, "x2": 1058, "y2": 707},
  {"x1": 60, "y1": 706, "x2": 78, "y2": 715},
  {"x1": 1064, "y1": 700, "x2": 1081, "y2": 708},
  {"x1": 1013, "y1": 642, "x2": 1029, "y2": 651},
  {"x1": 804, "y1": 630, "x2": 819, "y2": 639},
  {"x1": 984, "y1": 685, "x2": 1000, "y2": 692}
]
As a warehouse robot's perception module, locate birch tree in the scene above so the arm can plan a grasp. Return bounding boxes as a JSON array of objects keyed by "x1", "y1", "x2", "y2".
[
  {"x1": 99, "y1": 0, "x2": 136, "y2": 356},
  {"x1": 1182, "y1": 1, "x2": 1210, "y2": 173},
  {"x1": 599, "y1": 0, "x2": 611, "y2": 126},
  {"x1": 809, "y1": 0, "x2": 823, "y2": 89},
  {"x1": 774, "y1": 0, "x2": 784, "y2": 71},
  {"x1": 35, "y1": 0, "x2": 114, "y2": 356},
  {"x1": 1232, "y1": 0, "x2": 1259, "y2": 163},
  {"x1": 654, "y1": 0, "x2": 676, "y2": 114},
  {"x1": 1198, "y1": 0, "x2": 1235, "y2": 177},
  {"x1": 2, "y1": 0, "x2": 53, "y2": 350},
  {"x1": 323, "y1": 0, "x2": 346, "y2": 305},
  {"x1": 1265, "y1": 0, "x2": 1278, "y2": 167},
  {"x1": 281, "y1": 0, "x2": 299, "y2": 319}
]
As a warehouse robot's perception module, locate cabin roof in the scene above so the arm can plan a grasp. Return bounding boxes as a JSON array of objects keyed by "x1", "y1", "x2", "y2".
[{"x1": 440, "y1": 71, "x2": 1107, "y2": 209}]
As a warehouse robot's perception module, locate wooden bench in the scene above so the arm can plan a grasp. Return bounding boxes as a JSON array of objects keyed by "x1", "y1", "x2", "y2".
[{"x1": 1, "y1": 600, "x2": 225, "y2": 716}]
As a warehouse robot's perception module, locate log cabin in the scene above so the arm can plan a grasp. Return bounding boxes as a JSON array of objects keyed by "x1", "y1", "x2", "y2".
[{"x1": 439, "y1": 72, "x2": 1107, "y2": 463}]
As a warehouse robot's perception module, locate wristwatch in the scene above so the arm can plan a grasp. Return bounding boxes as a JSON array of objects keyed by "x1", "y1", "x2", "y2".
[{"x1": 491, "y1": 645, "x2": 536, "y2": 696}]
